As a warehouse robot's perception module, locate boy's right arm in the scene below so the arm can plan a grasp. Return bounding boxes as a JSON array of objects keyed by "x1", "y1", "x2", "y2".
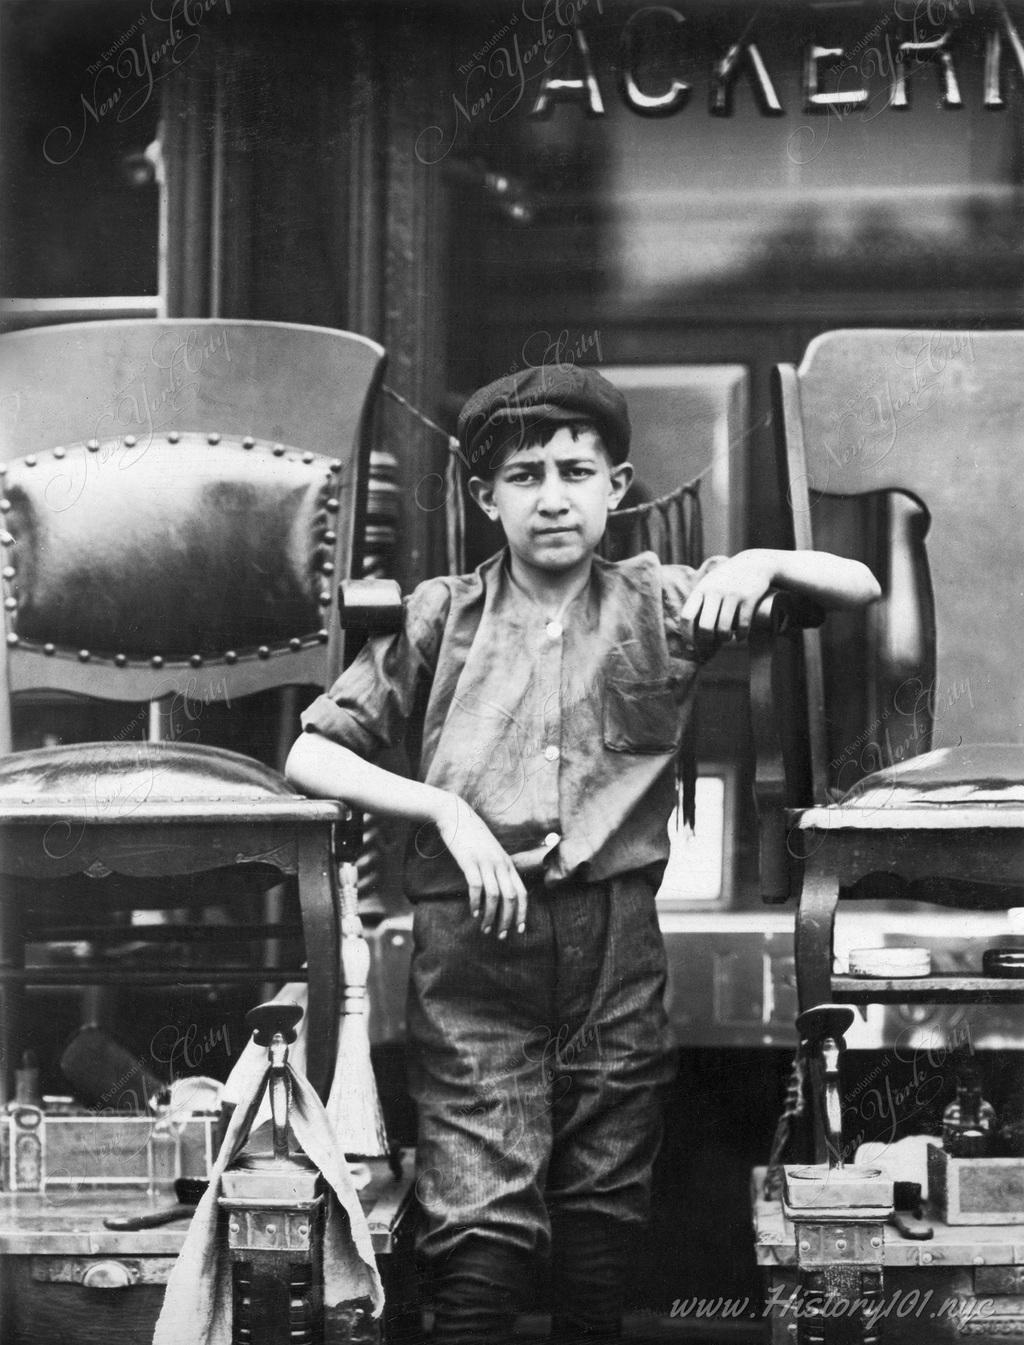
[{"x1": 285, "y1": 732, "x2": 527, "y2": 937}]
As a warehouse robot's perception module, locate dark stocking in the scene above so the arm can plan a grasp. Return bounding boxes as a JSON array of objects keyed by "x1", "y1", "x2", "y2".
[
  {"x1": 430, "y1": 1237, "x2": 530, "y2": 1345},
  {"x1": 549, "y1": 1211, "x2": 631, "y2": 1343}
]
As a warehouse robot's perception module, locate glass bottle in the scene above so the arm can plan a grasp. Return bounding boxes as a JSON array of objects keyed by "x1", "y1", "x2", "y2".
[{"x1": 942, "y1": 1066, "x2": 996, "y2": 1158}]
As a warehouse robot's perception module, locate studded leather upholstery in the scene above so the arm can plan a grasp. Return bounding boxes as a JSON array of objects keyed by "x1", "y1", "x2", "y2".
[
  {"x1": 0, "y1": 319, "x2": 387, "y2": 1104},
  {"x1": 3, "y1": 436, "x2": 338, "y2": 659}
]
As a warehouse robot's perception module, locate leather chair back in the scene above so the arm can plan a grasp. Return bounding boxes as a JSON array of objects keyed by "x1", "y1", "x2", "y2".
[
  {"x1": 0, "y1": 320, "x2": 386, "y2": 744},
  {"x1": 774, "y1": 328, "x2": 1024, "y2": 801}
]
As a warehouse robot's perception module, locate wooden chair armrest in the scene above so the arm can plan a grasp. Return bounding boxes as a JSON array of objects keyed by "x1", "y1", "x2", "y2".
[
  {"x1": 338, "y1": 578, "x2": 405, "y2": 633},
  {"x1": 751, "y1": 589, "x2": 826, "y2": 638},
  {"x1": 748, "y1": 591, "x2": 822, "y2": 905}
]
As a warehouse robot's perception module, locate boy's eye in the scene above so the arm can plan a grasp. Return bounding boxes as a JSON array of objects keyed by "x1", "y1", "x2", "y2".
[{"x1": 563, "y1": 465, "x2": 596, "y2": 480}]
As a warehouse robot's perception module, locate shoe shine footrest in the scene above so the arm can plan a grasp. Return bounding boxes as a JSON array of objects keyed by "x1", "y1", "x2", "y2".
[{"x1": 783, "y1": 1163, "x2": 895, "y2": 1215}]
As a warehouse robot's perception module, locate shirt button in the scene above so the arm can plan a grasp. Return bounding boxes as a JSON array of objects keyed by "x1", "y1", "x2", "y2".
[
  {"x1": 544, "y1": 831, "x2": 560, "y2": 848},
  {"x1": 544, "y1": 745, "x2": 560, "y2": 762},
  {"x1": 545, "y1": 620, "x2": 563, "y2": 640}
]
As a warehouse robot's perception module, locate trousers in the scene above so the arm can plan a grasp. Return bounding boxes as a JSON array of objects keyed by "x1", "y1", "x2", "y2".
[{"x1": 407, "y1": 870, "x2": 675, "y2": 1275}]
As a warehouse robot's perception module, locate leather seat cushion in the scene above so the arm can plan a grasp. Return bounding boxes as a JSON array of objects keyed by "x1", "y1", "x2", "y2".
[
  {"x1": 0, "y1": 740, "x2": 297, "y2": 805},
  {"x1": 839, "y1": 744, "x2": 1024, "y2": 807}
]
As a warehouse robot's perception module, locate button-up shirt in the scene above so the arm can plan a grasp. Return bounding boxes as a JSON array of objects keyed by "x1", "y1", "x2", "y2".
[{"x1": 301, "y1": 549, "x2": 722, "y2": 896}]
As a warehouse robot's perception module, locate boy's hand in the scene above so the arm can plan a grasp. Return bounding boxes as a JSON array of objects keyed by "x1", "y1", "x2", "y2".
[
  {"x1": 433, "y1": 794, "x2": 528, "y2": 939},
  {"x1": 681, "y1": 551, "x2": 777, "y2": 644}
]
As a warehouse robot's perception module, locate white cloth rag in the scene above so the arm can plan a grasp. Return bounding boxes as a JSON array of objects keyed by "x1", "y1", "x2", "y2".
[{"x1": 153, "y1": 1040, "x2": 384, "y2": 1345}]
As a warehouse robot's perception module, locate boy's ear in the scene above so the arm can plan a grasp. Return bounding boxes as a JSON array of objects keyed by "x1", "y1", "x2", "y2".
[
  {"x1": 468, "y1": 476, "x2": 499, "y2": 520},
  {"x1": 607, "y1": 462, "x2": 634, "y2": 511}
]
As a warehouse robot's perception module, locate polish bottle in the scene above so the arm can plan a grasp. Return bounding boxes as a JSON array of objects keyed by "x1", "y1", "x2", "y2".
[{"x1": 942, "y1": 1066, "x2": 996, "y2": 1158}]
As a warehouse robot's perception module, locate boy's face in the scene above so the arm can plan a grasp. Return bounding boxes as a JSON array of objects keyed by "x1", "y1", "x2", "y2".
[{"x1": 468, "y1": 426, "x2": 633, "y2": 578}]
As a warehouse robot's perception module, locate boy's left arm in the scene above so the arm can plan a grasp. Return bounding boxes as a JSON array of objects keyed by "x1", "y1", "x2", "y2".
[{"x1": 681, "y1": 548, "x2": 880, "y2": 643}]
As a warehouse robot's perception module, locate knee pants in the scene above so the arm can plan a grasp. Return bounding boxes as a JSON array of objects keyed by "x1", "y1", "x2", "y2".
[{"x1": 407, "y1": 870, "x2": 675, "y2": 1265}]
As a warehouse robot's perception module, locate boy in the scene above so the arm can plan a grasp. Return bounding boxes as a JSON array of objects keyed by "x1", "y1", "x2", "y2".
[{"x1": 286, "y1": 366, "x2": 880, "y2": 1344}]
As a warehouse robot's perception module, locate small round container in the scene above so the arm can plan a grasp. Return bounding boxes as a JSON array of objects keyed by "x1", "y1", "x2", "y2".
[
  {"x1": 983, "y1": 949, "x2": 1024, "y2": 978},
  {"x1": 848, "y1": 947, "x2": 932, "y2": 977}
]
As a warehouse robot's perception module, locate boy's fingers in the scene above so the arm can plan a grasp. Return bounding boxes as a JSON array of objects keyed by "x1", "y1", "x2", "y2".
[
  {"x1": 496, "y1": 894, "x2": 515, "y2": 940},
  {"x1": 717, "y1": 595, "x2": 740, "y2": 638},
  {"x1": 736, "y1": 595, "x2": 759, "y2": 635},
  {"x1": 465, "y1": 864, "x2": 483, "y2": 918},
  {"x1": 680, "y1": 590, "x2": 704, "y2": 623},
  {"x1": 479, "y1": 870, "x2": 501, "y2": 935},
  {"x1": 697, "y1": 594, "x2": 722, "y2": 633},
  {"x1": 495, "y1": 859, "x2": 523, "y2": 940},
  {"x1": 515, "y1": 886, "x2": 528, "y2": 936}
]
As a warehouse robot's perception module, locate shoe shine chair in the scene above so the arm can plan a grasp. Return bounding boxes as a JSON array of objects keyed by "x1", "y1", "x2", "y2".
[
  {"x1": 0, "y1": 319, "x2": 385, "y2": 1106},
  {"x1": 749, "y1": 329, "x2": 1024, "y2": 1341}
]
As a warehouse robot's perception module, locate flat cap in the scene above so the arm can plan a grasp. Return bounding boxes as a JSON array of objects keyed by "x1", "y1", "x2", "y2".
[{"x1": 457, "y1": 365, "x2": 631, "y2": 470}]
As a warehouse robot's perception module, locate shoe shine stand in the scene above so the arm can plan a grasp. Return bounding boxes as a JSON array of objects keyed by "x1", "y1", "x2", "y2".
[
  {"x1": 781, "y1": 1006, "x2": 895, "y2": 1344},
  {"x1": 219, "y1": 1002, "x2": 329, "y2": 1345}
]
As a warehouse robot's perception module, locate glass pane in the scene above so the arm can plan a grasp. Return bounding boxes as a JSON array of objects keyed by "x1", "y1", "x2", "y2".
[{"x1": 2, "y1": 0, "x2": 160, "y2": 298}]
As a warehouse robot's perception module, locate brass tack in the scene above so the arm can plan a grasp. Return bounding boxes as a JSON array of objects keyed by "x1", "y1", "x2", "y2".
[
  {"x1": 225, "y1": 650, "x2": 238, "y2": 664},
  {"x1": 242, "y1": 436, "x2": 255, "y2": 449},
  {"x1": 323, "y1": 530, "x2": 336, "y2": 544},
  {"x1": 329, "y1": 459, "x2": 342, "y2": 473},
  {"x1": 301, "y1": 452, "x2": 314, "y2": 464},
  {"x1": 272, "y1": 443, "x2": 285, "y2": 456},
  {"x1": 0, "y1": 501, "x2": 10, "y2": 513},
  {"x1": 54, "y1": 446, "x2": 66, "y2": 459},
  {"x1": 24, "y1": 455, "x2": 37, "y2": 467},
  {"x1": 4, "y1": 597, "x2": 16, "y2": 610},
  {"x1": 317, "y1": 629, "x2": 328, "y2": 642},
  {"x1": 289, "y1": 638, "x2": 302, "y2": 652},
  {"x1": 265, "y1": 1223, "x2": 276, "y2": 1235},
  {"x1": 325, "y1": 498, "x2": 339, "y2": 513},
  {"x1": 257, "y1": 645, "x2": 270, "y2": 659},
  {"x1": 321, "y1": 561, "x2": 335, "y2": 575},
  {"x1": 2, "y1": 566, "x2": 14, "y2": 579},
  {"x1": 86, "y1": 439, "x2": 100, "y2": 453},
  {"x1": 43, "y1": 643, "x2": 55, "y2": 656},
  {"x1": 6, "y1": 633, "x2": 18, "y2": 647},
  {"x1": 150, "y1": 655, "x2": 164, "y2": 668},
  {"x1": 168, "y1": 431, "x2": 180, "y2": 444},
  {"x1": 207, "y1": 432, "x2": 221, "y2": 445},
  {"x1": 123, "y1": 435, "x2": 136, "y2": 448},
  {"x1": 190, "y1": 654, "x2": 203, "y2": 667},
  {"x1": 318, "y1": 591, "x2": 331, "y2": 607},
  {"x1": 115, "y1": 653, "x2": 127, "y2": 667},
  {"x1": 0, "y1": 535, "x2": 13, "y2": 548},
  {"x1": 78, "y1": 649, "x2": 90, "y2": 661}
]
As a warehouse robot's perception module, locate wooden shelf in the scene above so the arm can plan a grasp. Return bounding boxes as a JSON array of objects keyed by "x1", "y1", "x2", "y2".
[
  {"x1": 833, "y1": 975, "x2": 1024, "y2": 1003},
  {"x1": 0, "y1": 967, "x2": 307, "y2": 986}
]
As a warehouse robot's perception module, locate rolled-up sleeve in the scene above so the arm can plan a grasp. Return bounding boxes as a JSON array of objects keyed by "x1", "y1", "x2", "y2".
[{"x1": 300, "y1": 578, "x2": 452, "y2": 756}]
